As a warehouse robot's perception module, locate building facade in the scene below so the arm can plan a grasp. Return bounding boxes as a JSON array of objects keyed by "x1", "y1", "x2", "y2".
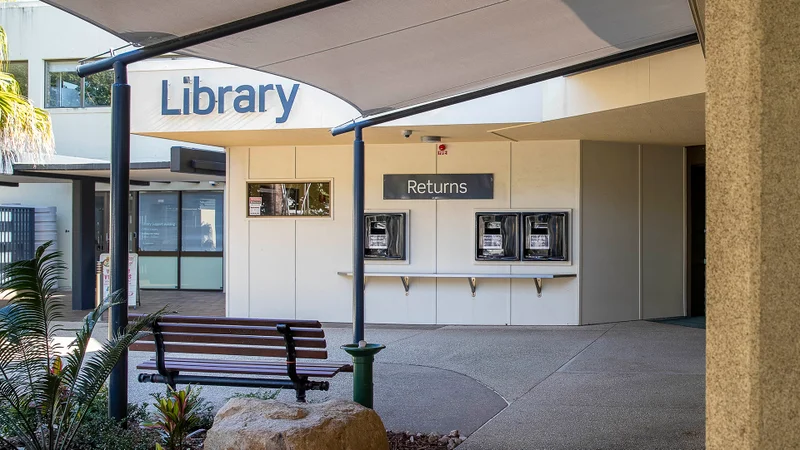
[{"x1": 0, "y1": 1, "x2": 705, "y2": 325}]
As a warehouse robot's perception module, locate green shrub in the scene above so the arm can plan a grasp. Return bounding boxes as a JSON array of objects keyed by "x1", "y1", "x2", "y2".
[
  {"x1": 0, "y1": 242, "x2": 165, "y2": 450},
  {"x1": 67, "y1": 388, "x2": 158, "y2": 450},
  {"x1": 146, "y1": 385, "x2": 211, "y2": 450}
]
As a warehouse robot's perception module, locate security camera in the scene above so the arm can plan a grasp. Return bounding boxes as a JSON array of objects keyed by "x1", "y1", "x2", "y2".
[
  {"x1": 209, "y1": 181, "x2": 217, "y2": 186},
  {"x1": 402, "y1": 130, "x2": 413, "y2": 139}
]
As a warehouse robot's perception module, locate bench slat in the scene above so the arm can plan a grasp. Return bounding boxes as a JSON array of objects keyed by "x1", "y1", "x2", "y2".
[
  {"x1": 131, "y1": 314, "x2": 322, "y2": 328},
  {"x1": 136, "y1": 360, "x2": 346, "y2": 377},
  {"x1": 130, "y1": 342, "x2": 328, "y2": 359},
  {"x1": 154, "y1": 323, "x2": 325, "y2": 338},
  {"x1": 139, "y1": 333, "x2": 327, "y2": 349},
  {"x1": 162, "y1": 357, "x2": 352, "y2": 371}
]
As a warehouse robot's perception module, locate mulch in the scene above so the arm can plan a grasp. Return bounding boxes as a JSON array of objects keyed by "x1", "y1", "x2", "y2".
[
  {"x1": 178, "y1": 429, "x2": 465, "y2": 449},
  {"x1": 388, "y1": 430, "x2": 464, "y2": 450}
]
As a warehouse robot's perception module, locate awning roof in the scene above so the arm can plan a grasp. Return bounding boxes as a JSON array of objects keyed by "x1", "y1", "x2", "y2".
[{"x1": 42, "y1": 0, "x2": 696, "y2": 116}]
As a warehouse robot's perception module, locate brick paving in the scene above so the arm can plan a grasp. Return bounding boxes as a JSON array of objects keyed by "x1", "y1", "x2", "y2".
[{"x1": 0, "y1": 289, "x2": 225, "y2": 322}]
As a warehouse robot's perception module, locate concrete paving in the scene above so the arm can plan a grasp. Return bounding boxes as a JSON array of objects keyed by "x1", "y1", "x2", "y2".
[{"x1": 66, "y1": 319, "x2": 705, "y2": 449}]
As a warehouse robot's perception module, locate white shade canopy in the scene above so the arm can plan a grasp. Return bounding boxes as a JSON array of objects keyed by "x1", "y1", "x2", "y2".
[{"x1": 43, "y1": 0, "x2": 696, "y2": 116}]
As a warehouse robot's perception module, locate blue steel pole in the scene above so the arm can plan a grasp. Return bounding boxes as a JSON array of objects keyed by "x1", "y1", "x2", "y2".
[
  {"x1": 108, "y1": 60, "x2": 130, "y2": 423},
  {"x1": 352, "y1": 126, "x2": 365, "y2": 344}
]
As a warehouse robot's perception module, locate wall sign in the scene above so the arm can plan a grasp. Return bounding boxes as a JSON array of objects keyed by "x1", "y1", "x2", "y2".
[
  {"x1": 161, "y1": 76, "x2": 299, "y2": 123},
  {"x1": 383, "y1": 174, "x2": 493, "y2": 200}
]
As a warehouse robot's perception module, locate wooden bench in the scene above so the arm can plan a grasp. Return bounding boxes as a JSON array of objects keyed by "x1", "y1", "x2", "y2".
[{"x1": 129, "y1": 314, "x2": 353, "y2": 402}]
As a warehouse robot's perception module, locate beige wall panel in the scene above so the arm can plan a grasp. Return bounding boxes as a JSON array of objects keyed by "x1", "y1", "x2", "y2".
[
  {"x1": 248, "y1": 219, "x2": 296, "y2": 318},
  {"x1": 510, "y1": 141, "x2": 581, "y2": 324},
  {"x1": 580, "y1": 141, "x2": 640, "y2": 324},
  {"x1": 641, "y1": 145, "x2": 685, "y2": 319},
  {"x1": 226, "y1": 147, "x2": 250, "y2": 317},
  {"x1": 649, "y1": 46, "x2": 706, "y2": 102},
  {"x1": 365, "y1": 278, "x2": 438, "y2": 324},
  {"x1": 364, "y1": 143, "x2": 437, "y2": 323},
  {"x1": 436, "y1": 142, "x2": 512, "y2": 325},
  {"x1": 249, "y1": 146, "x2": 296, "y2": 179},
  {"x1": 294, "y1": 145, "x2": 353, "y2": 322},
  {"x1": 565, "y1": 58, "x2": 650, "y2": 117}
]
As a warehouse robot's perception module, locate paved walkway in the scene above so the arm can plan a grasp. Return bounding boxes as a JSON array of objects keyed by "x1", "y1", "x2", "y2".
[{"x1": 67, "y1": 318, "x2": 704, "y2": 449}]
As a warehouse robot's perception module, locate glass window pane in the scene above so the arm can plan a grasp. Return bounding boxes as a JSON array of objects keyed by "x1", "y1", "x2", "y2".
[
  {"x1": 8, "y1": 61, "x2": 28, "y2": 97},
  {"x1": 46, "y1": 63, "x2": 81, "y2": 108},
  {"x1": 180, "y1": 257, "x2": 223, "y2": 290},
  {"x1": 181, "y1": 191, "x2": 223, "y2": 251},
  {"x1": 138, "y1": 256, "x2": 178, "y2": 289},
  {"x1": 138, "y1": 192, "x2": 179, "y2": 251},
  {"x1": 247, "y1": 182, "x2": 331, "y2": 217},
  {"x1": 84, "y1": 70, "x2": 113, "y2": 106}
]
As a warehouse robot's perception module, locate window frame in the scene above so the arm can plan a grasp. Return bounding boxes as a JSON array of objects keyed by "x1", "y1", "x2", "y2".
[
  {"x1": 45, "y1": 60, "x2": 112, "y2": 108},
  {"x1": 246, "y1": 179, "x2": 334, "y2": 218}
]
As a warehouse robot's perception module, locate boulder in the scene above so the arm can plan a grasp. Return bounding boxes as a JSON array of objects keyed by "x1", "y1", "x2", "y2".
[{"x1": 204, "y1": 398, "x2": 389, "y2": 450}]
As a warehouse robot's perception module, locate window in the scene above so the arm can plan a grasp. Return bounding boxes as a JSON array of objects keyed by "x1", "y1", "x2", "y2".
[
  {"x1": 138, "y1": 192, "x2": 179, "y2": 252},
  {"x1": 182, "y1": 191, "x2": 223, "y2": 251},
  {"x1": 46, "y1": 61, "x2": 112, "y2": 108},
  {"x1": 8, "y1": 61, "x2": 28, "y2": 97},
  {"x1": 247, "y1": 182, "x2": 331, "y2": 217}
]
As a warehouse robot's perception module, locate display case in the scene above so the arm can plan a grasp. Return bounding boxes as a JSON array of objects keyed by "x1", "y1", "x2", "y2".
[
  {"x1": 522, "y1": 212, "x2": 569, "y2": 261},
  {"x1": 364, "y1": 212, "x2": 407, "y2": 260},
  {"x1": 475, "y1": 212, "x2": 520, "y2": 261}
]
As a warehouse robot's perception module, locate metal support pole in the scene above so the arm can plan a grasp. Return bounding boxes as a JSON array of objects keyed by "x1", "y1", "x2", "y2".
[
  {"x1": 352, "y1": 126, "x2": 365, "y2": 344},
  {"x1": 108, "y1": 60, "x2": 130, "y2": 423}
]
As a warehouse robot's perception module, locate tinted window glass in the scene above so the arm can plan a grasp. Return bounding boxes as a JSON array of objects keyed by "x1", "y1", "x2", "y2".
[
  {"x1": 181, "y1": 191, "x2": 223, "y2": 251},
  {"x1": 247, "y1": 182, "x2": 331, "y2": 217},
  {"x1": 138, "y1": 192, "x2": 179, "y2": 251}
]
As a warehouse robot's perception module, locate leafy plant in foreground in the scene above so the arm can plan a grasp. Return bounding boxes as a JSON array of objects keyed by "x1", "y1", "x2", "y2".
[
  {"x1": 0, "y1": 242, "x2": 164, "y2": 450},
  {"x1": 146, "y1": 385, "x2": 207, "y2": 450}
]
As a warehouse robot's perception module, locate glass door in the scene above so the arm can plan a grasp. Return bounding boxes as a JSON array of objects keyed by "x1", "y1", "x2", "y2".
[{"x1": 137, "y1": 192, "x2": 179, "y2": 289}]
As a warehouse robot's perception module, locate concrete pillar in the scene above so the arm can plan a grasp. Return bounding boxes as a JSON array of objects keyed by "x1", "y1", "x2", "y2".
[
  {"x1": 71, "y1": 179, "x2": 96, "y2": 310},
  {"x1": 706, "y1": 0, "x2": 800, "y2": 448}
]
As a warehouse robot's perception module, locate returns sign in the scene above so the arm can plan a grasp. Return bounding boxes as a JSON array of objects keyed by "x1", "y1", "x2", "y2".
[{"x1": 383, "y1": 174, "x2": 494, "y2": 200}]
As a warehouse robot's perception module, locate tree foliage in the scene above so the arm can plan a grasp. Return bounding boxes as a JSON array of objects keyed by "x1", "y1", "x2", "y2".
[{"x1": 0, "y1": 26, "x2": 54, "y2": 173}]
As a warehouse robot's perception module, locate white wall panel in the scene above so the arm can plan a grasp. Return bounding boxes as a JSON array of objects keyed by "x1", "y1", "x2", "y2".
[
  {"x1": 510, "y1": 141, "x2": 580, "y2": 325},
  {"x1": 294, "y1": 145, "x2": 353, "y2": 322},
  {"x1": 248, "y1": 219, "x2": 296, "y2": 318},
  {"x1": 364, "y1": 144, "x2": 437, "y2": 324},
  {"x1": 225, "y1": 147, "x2": 250, "y2": 317},
  {"x1": 435, "y1": 142, "x2": 512, "y2": 325}
]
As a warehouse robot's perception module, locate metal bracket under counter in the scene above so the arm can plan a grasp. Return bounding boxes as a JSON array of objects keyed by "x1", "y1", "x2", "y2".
[{"x1": 336, "y1": 272, "x2": 577, "y2": 297}]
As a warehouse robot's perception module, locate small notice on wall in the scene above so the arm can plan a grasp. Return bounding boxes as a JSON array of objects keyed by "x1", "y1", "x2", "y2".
[
  {"x1": 530, "y1": 234, "x2": 550, "y2": 250},
  {"x1": 368, "y1": 235, "x2": 389, "y2": 249},
  {"x1": 482, "y1": 234, "x2": 503, "y2": 250},
  {"x1": 249, "y1": 197, "x2": 262, "y2": 216},
  {"x1": 99, "y1": 253, "x2": 139, "y2": 308}
]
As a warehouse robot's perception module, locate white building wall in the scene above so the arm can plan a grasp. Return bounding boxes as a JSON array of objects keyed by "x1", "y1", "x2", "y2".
[{"x1": 228, "y1": 140, "x2": 587, "y2": 325}]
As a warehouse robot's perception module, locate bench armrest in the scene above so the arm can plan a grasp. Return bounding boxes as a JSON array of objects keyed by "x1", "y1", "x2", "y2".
[
  {"x1": 276, "y1": 323, "x2": 301, "y2": 384},
  {"x1": 151, "y1": 321, "x2": 176, "y2": 386}
]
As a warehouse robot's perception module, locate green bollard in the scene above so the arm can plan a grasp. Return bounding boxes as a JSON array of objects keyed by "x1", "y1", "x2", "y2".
[{"x1": 341, "y1": 343, "x2": 385, "y2": 408}]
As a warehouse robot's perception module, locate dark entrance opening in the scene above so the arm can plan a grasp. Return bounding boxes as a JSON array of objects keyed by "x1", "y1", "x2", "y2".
[{"x1": 687, "y1": 145, "x2": 705, "y2": 317}]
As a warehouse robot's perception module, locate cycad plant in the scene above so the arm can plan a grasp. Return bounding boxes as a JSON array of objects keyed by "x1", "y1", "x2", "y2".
[
  {"x1": 0, "y1": 26, "x2": 55, "y2": 173},
  {"x1": 0, "y1": 242, "x2": 163, "y2": 449}
]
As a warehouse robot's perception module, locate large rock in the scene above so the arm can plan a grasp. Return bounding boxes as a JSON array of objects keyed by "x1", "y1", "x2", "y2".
[{"x1": 204, "y1": 398, "x2": 389, "y2": 450}]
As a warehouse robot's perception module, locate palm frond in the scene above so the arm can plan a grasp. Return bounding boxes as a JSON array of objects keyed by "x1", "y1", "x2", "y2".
[{"x1": 0, "y1": 26, "x2": 54, "y2": 173}]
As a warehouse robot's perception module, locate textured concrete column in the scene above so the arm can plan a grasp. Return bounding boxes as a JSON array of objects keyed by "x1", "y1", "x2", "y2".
[{"x1": 706, "y1": 0, "x2": 800, "y2": 448}]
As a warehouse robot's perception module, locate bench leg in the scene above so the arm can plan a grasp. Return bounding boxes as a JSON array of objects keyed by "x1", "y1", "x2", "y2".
[
  {"x1": 294, "y1": 383, "x2": 306, "y2": 403},
  {"x1": 295, "y1": 377, "x2": 308, "y2": 403}
]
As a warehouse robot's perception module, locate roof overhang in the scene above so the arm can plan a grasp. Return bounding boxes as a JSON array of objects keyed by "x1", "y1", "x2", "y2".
[{"x1": 42, "y1": 0, "x2": 698, "y2": 119}]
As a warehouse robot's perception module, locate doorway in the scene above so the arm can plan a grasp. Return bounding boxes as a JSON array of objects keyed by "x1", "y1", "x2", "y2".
[{"x1": 687, "y1": 146, "x2": 705, "y2": 317}]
